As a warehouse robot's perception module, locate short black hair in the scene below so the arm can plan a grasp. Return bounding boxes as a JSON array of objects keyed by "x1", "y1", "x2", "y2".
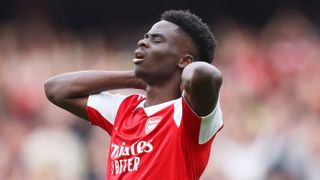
[{"x1": 160, "y1": 10, "x2": 216, "y2": 63}]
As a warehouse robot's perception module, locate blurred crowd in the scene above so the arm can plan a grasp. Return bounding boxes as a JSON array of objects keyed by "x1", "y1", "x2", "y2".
[{"x1": 0, "y1": 10, "x2": 319, "y2": 180}]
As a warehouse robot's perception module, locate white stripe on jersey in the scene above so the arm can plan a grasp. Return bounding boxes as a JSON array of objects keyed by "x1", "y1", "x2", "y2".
[{"x1": 173, "y1": 98, "x2": 183, "y2": 127}]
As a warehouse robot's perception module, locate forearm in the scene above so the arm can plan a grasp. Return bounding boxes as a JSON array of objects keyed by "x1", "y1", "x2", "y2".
[{"x1": 44, "y1": 70, "x2": 146, "y2": 100}]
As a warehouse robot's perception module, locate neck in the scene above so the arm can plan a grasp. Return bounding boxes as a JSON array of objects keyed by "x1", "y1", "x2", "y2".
[{"x1": 144, "y1": 74, "x2": 181, "y2": 107}]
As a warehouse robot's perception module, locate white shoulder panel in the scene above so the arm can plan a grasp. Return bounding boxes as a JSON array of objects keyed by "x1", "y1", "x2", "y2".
[{"x1": 87, "y1": 91, "x2": 126, "y2": 125}]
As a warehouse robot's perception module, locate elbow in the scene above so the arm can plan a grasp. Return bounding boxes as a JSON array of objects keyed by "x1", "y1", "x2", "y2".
[
  {"x1": 182, "y1": 62, "x2": 223, "y2": 92},
  {"x1": 44, "y1": 79, "x2": 55, "y2": 102},
  {"x1": 204, "y1": 64, "x2": 223, "y2": 89},
  {"x1": 194, "y1": 62, "x2": 223, "y2": 88},
  {"x1": 213, "y1": 68, "x2": 223, "y2": 89},
  {"x1": 44, "y1": 78, "x2": 62, "y2": 104}
]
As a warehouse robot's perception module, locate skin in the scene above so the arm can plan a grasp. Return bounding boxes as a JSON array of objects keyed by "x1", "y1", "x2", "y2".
[{"x1": 44, "y1": 20, "x2": 222, "y2": 121}]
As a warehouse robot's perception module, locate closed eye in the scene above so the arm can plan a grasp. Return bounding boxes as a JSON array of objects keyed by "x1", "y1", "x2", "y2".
[
  {"x1": 152, "y1": 36, "x2": 163, "y2": 43},
  {"x1": 144, "y1": 33, "x2": 165, "y2": 43}
]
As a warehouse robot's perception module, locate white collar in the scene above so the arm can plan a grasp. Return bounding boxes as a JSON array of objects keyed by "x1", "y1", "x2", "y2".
[{"x1": 135, "y1": 98, "x2": 179, "y2": 117}]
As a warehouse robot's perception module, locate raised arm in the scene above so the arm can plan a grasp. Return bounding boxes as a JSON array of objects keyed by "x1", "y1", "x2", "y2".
[
  {"x1": 44, "y1": 70, "x2": 146, "y2": 120},
  {"x1": 181, "y1": 62, "x2": 222, "y2": 116}
]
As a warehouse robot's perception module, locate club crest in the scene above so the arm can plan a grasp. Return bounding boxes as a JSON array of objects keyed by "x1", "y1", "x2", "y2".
[{"x1": 145, "y1": 116, "x2": 162, "y2": 134}]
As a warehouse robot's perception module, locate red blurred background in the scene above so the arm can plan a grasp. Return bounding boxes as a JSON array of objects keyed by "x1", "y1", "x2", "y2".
[{"x1": 0, "y1": 1, "x2": 319, "y2": 179}]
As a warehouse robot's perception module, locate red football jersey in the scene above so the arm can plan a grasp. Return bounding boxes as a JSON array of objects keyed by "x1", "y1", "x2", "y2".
[{"x1": 87, "y1": 92, "x2": 223, "y2": 180}]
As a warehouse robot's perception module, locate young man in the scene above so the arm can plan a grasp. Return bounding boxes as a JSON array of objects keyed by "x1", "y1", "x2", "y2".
[{"x1": 45, "y1": 10, "x2": 223, "y2": 179}]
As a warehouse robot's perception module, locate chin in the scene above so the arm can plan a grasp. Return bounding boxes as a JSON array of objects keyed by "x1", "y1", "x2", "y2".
[
  {"x1": 134, "y1": 69, "x2": 155, "y2": 85},
  {"x1": 134, "y1": 68, "x2": 147, "y2": 79}
]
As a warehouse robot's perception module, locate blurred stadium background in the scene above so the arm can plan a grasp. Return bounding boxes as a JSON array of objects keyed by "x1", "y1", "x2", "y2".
[{"x1": 0, "y1": 0, "x2": 319, "y2": 179}]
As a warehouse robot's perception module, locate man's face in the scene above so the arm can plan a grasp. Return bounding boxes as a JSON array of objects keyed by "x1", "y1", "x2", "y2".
[{"x1": 133, "y1": 20, "x2": 190, "y2": 85}]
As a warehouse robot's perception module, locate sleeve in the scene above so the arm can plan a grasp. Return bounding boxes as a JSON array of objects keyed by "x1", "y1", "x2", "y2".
[
  {"x1": 198, "y1": 100, "x2": 223, "y2": 144},
  {"x1": 86, "y1": 91, "x2": 126, "y2": 134},
  {"x1": 179, "y1": 95, "x2": 223, "y2": 144}
]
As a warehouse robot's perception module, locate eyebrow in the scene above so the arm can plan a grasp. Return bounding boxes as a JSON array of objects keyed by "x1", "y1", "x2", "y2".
[{"x1": 144, "y1": 33, "x2": 165, "y2": 39}]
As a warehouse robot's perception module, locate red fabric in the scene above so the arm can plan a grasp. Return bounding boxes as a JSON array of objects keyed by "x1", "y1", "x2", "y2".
[{"x1": 87, "y1": 94, "x2": 221, "y2": 180}]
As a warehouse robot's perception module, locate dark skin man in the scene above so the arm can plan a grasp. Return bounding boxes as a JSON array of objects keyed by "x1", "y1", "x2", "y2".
[
  {"x1": 44, "y1": 10, "x2": 223, "y2": 179},
  {"x1": 44, "y1": 20, "x2": 222, "y2": 119}
]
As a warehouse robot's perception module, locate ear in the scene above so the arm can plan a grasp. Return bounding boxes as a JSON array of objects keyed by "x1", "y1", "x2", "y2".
[{"x1": 178, "y1": 54, "x2": 194, "y2": 69}]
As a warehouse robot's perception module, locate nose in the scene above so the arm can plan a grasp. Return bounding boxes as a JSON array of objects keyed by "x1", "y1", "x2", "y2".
[{"x1": 137, "y1": 38, "x2": 148, "y2": 48}]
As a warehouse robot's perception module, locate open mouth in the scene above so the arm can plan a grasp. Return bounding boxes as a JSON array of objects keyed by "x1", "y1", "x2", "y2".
[{"x1": 133, "y1": 50, "x2": 146, "y2": 64}]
